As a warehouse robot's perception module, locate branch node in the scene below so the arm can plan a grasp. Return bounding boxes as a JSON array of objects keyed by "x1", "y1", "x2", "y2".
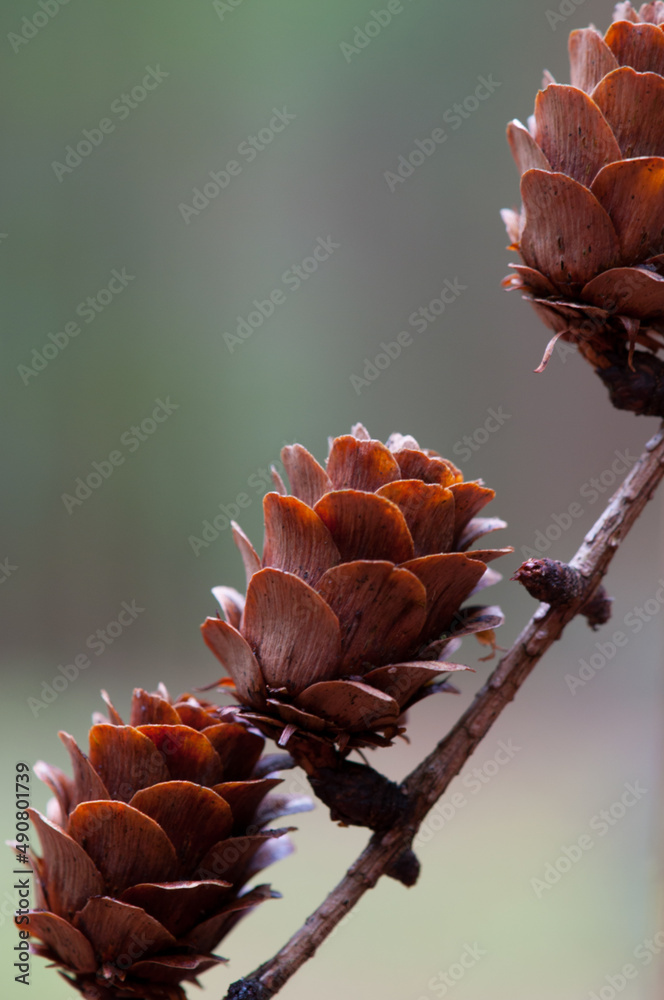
[
  {"x1": 579, "y1": 586, "x2": 613, "y2": 630},
  {"x1": 513, "y1": 557, "x2": 612, "y2": 629},
  {"x1": 307, "y1": 760, "x2": 410, "y2": 832},
  {"x1": 594, "y1": 349, "x2": 664, "y2": 418},
  {"x1": 513, "y1": 558, "x2": 584, "y2": 603},
  {"x1": 385, "y1": 848, "x2": 420, "y2": 887},
  {"x1": 224, "y1": 979, "x2": 273, "y2": 1000}
]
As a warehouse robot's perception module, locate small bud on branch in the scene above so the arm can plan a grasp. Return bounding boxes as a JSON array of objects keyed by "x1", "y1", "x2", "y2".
[{"x1": 513, "y1": 557, "x2": 613, "y2": 629}]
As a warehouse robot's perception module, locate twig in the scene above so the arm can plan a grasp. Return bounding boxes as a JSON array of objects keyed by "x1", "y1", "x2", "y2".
[{"x1": 223, "y1": 425, "x2": 664, "y2": 999}]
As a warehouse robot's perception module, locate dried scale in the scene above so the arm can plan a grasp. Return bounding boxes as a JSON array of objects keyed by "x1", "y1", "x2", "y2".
[
  {"x1": 19, "y1": 686, "x2": 311, "y2": 1000},
  {"x1": 503, "y1": 2, "x2": 664, "y2": 415},
  {"x1": 202, "y1": 424, "x2": 511, "y2": 825}
]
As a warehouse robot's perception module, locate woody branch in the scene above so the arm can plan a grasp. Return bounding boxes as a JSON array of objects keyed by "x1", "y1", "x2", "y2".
[{"x1": 222, "y1": 423, "x2": 664, "y2": 1000}]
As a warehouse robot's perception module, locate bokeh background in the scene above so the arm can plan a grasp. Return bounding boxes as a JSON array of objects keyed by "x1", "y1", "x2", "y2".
[{"x1": 3, "y1": 1, "x2": 663, "y2": 997}]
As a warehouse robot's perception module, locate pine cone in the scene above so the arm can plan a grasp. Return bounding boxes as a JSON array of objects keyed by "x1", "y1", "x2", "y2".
[
  {"x1": 22, "y1": 686, "x2": 310, "y2": 1000},
  {"x1": 502, "y1": 2, "x2": 664, "y2": 375},
  {"x1": 202, "y1": 425, "x2": 510, "y2": 755}
]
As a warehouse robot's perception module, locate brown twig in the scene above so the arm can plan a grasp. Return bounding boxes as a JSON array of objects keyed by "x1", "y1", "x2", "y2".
[{"x1": 223, "y1": 424, "x2": 664, "y2": 1000}]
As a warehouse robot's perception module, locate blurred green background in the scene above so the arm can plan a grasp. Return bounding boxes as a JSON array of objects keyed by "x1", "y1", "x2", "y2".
[{"x1": 2, "y1": 0, "x2": 663, "y2": 997}]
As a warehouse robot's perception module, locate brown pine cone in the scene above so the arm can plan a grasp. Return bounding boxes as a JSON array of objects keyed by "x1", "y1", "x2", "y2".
[
  {"x1": 502, "y1": 2, "x2": 664, "y2": 381},
  {"x1": 202, "y1": 424, "x2": 510, "y2": 756},
  {"x1": 21, "y1": 686, "x2": 310, "y2": 1000}
]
